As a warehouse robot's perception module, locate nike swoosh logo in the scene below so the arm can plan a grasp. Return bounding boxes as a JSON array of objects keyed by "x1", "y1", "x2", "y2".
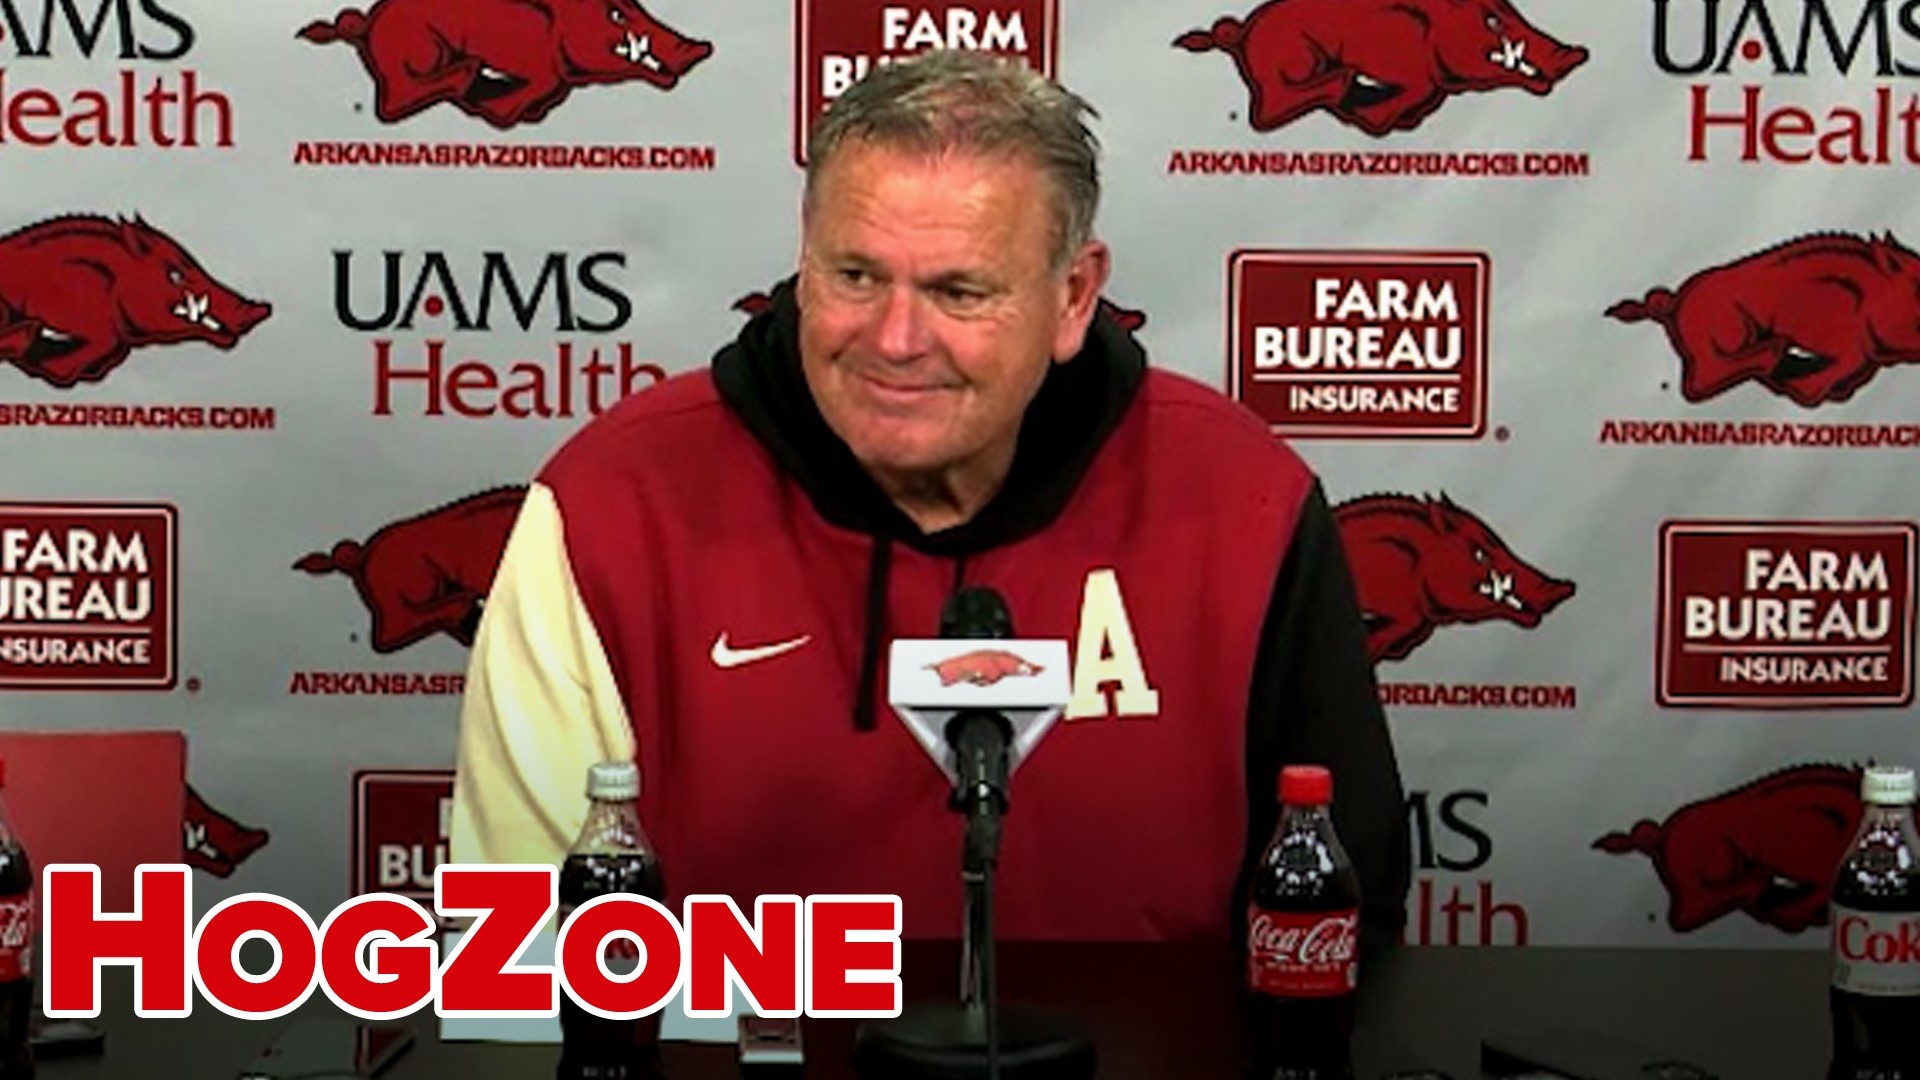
[{"x1": 711, "y1": 632, "x2": 812, "y2": 669}]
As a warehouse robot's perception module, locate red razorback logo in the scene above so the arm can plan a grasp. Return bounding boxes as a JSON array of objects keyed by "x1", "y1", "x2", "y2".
[
  {"x1": 297, "y1": 0, "x2": 713, "y2": 128},
  {"x1": 1175, "y1": 0, "x2": 1586, "y2": 136},
  {"x1": 0, "y1": 215, "x2": 272, "y2": 389},
  {"x1": 731, "y1": 288, "x2": 1148, "y2": 333},
  {"x1": 296, "y1": 486, "x2": 527, "y2": 653},
  {"x1": 928, "y1": 649, "x2": 1043, "y2": 687},
  {"x1": 183, "y1": 784, "x2": 271, "y2": 878},
  {"x1": 1608, "y1": 232, "x2": 1920, "y2": 406},
  {"x1": 1594, "y1": 763, "x2": 1864, "y2": 934},
  {"x1": 1335, "y1": 493, "x2": 1574, "y2": 663}
]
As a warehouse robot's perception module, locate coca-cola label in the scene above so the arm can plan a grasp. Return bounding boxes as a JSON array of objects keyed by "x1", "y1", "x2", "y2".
[
  {"x1": 1833, "y1": 906, "x2": 1920, "y2": 996},
  {"x1": 0, "y1": 894, "x2": 32, "y2": 982},
  {"x1": 1246, "y1": 907, "x2": 1357, "y2": 997}
]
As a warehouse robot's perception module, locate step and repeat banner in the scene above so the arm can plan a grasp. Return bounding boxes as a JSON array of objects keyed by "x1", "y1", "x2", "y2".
[{"x1": 3, "y1": 0, "x2": 1916, "y2": 950}]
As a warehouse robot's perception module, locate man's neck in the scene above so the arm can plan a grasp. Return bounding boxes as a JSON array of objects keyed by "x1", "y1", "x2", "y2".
[{"x1": 867, "y1": 444, "x2": 1016, "y2": 535}]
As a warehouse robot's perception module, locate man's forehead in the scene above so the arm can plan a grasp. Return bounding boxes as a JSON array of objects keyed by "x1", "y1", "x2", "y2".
[{"x1": 807, "y1": 139, "x2": 1053, "y2": 207}]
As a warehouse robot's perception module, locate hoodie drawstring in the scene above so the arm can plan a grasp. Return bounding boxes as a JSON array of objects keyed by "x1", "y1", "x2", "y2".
[{"x1": 853, "y1": 533, "x2": 892, "y2": 732}]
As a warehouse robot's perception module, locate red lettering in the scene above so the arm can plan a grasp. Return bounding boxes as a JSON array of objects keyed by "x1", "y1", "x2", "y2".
[
  {"x1": 318, "y1": 895, "x2": 439, "y2": 1019},
  {"x1": 192, "y1": 896, "x2": 319, "y2": 1018},
  {"x1": 42, "y1": 865, "x2": 192, "y2": 1017},
  {"x1": 684, "y1": 896, "x2": 801, "y2": 1017},
  {"x1": 555, "y1": 896, "x2": 682, "y2": 1018},
  {"x1": 434, "y1": 867, "x2": 557, "y2": 1016},
  {"x1": 804, "y1": 897, "x2": 901, "y2": 1017}
]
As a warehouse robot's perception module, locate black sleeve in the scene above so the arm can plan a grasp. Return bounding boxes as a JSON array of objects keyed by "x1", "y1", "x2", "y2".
[{"x1": 1235, "y1": 480, "x2": 1412, "y2": 962}]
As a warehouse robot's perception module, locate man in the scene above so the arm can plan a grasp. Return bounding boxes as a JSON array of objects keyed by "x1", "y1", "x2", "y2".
[{"x1": 451, "y1": 50, "x2": 1409, "y2": 948}]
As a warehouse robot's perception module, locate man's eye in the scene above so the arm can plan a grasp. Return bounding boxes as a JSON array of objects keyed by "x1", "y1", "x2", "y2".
[
  {"x1": 837, "y1": 268, "x2": 873, "y2": 287},
  {"x1": 938, "y1": 286, "x2": 985, "y2": 306}
]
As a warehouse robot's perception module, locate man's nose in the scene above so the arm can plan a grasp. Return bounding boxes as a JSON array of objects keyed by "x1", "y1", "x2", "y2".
[{"x1": 872, "y1": 285, "x2": 929, "y2": 362}]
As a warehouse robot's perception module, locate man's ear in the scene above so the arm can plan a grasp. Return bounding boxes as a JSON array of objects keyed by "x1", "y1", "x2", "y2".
[{"x1": 1051, "y1": 240, "x2": 1111, "y2": 363}]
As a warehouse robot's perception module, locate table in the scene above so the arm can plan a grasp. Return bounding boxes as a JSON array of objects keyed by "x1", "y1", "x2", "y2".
[{"x1": 38, "y1": 945, "x2": 1834, "y2": 1079}]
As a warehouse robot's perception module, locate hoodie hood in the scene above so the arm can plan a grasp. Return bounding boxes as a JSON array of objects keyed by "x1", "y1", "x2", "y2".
[
  {"x1": 712, "y1": 278, "x2": 1145, "y2": 555},
  {"x1": 712, "y1": 278, "x2": 1146, "y2": 733}
]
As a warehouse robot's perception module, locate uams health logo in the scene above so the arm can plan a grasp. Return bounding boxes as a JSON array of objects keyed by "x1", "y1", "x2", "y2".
[
  {"x1": 334, "y1": 249, "x2": 665, "y2": 419},
  {"x1": 1405, "y1": 789, "x2": 1528, "y2": 946},
  {"x1": 297, "y1": 487, "x2": 524, "y2": 656},
  {"x1": 1336, "y1": 494, "x2": 1574, "y2": 663},
  {"x1": 1596, "y1": 763, "x2": 1863, "y2": 933},
  {"x1": 0, "y1": 0, "x2": 232, "y2": 149},
  {"x1": 0, "y1": 502, "x2": 175, "y2": 690},
  {"x1": 297, "y1": 0, "x2": 711, "y2": 128},
  {"x1": 1657, "y1": 0, "x2": 1920, "y2": 165},
  {"x1": 1229, "y1": 252, "x2": 1487, "y2": 438},
  {"x1": 796, "y1": 1, "x2": 1056, "y2": 164},
  {"x1": 1176, "y1": 0, "x2": 1586, "y2": 135},
  {"x1": 0, "y1": 215, "x2": 270, "y2": 388},
  {"x1": 1658, "y1": 522, "x2": 1917, "y2": 707}
]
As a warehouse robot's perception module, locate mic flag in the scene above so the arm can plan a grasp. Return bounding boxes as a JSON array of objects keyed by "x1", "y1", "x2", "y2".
[{"x1": 888, "y1": 637, "x2": 1070, "y2": 787}]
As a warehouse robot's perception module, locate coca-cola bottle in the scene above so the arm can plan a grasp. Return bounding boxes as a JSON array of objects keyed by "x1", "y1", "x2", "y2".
[
  {"x1": 558, "y1": 761, "x2": 666, "y2": 1080},
  {"x1": 1830, "y1": 764, "x2": 1920, "y2": 1080},
  {"x1": 0, "y1": 759, "x2": 33, "y2": 1079},
  {"x1": 1247, "y1": 764, "x2": 1359, "y2": 1080}
]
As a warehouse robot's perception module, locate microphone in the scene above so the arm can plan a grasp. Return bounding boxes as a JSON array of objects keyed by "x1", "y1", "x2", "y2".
[
  {"x1": 940, "y1": 588, "x2": 1016, "y2": 836},
  {"x1": 887, "y1": 587, "x2": 1071, "y2": 867}
]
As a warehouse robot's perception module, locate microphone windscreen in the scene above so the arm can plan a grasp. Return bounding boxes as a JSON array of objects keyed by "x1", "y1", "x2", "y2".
[{"x1": 939, "y1": 585, "x2": 1014, "y2": 640}]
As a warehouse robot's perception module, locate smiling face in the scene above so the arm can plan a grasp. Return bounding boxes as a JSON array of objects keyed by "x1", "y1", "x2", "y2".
[{"x1": 796, "y1": 141, "x2": 1106, "y2": 511}]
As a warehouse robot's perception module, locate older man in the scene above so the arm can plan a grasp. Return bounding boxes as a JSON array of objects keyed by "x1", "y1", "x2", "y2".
[{"x1": 452, "y1": 50, "x2": 1409, "y2": 950}]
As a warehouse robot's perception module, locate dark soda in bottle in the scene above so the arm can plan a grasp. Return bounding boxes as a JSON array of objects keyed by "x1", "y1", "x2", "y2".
[
  {"x1": 1830, "y1": 764, "x2": 1920, "y2": 1080},
  {"x1": 558, "y1": 761, "x2": 665, "y2": 1080},
  {"x1": 1247, "y1": 764, "x2": 1359, "y2": 1080},
  {"x1": 0, "y1": 759, "x2": 32, "y2": 1080}
]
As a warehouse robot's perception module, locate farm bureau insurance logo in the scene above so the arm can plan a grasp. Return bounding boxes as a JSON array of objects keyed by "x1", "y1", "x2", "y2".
[
  {"x1": 0, "y1": 502, "x2": 175, "y2": 690},
  {"x1": 1229, "y1": 251, "x2": 1487, "y2": 438},
  {"x1": 1168, "y1": 0, "x2": 1590, "y2": 179},
  {"x1": 795, "y1": 1, "x2": 1057, "y2": 165},
  {"x1": 1594, "y1": 762, "x2": 1862, "y2": 933},
  {"x1": 0, "y1": 0, "x2": 232, "y2": 149},
  {"x1": 1656, "y1": 0, "x2": 1920, "y2": 166},
  {"x1": 1657, "y1": 521, "x2": 1917, "y2": 707},
  {"x1": 289, "y1": 487, "x2": 524, "y2": 697},
  {"x1": 351, "y1": 769, "x2": 453, "y2": 904},
  {"x1": 292, "y1": 0, "x2": 716, "y2": 172},
  {"x1": 332, "y1": 248, "x2": 665, "y2": 419}
]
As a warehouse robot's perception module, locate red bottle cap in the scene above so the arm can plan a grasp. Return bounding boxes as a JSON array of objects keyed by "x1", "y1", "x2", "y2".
[{"x1": 1278, "y1": 764, "x2": 1332, "y2": 805}]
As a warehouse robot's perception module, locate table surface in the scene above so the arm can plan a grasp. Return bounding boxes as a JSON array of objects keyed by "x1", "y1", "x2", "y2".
[{"x1": 39, "y1": 944, "x2": 1835, "y2": 1079}]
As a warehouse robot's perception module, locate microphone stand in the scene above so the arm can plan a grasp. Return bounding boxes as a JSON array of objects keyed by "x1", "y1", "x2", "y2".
[{"x1": 853, "y1": 713, "x2": 1094, "y2": 1080}]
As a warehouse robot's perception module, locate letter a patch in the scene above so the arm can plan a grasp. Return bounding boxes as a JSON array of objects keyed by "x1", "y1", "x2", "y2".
[{"x1": 1065, "y1": 568, "x2": 1160, "y2": 720}]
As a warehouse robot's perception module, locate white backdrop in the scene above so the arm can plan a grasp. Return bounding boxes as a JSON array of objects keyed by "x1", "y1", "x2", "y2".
[{"x1": 3, "y1": 0, "x2": 1916, "y2": 950}]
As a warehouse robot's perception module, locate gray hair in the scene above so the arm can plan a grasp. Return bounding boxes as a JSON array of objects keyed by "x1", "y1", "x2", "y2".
[{"x1": 804, "y1": 50, "x2": 1101, "y2": 274}]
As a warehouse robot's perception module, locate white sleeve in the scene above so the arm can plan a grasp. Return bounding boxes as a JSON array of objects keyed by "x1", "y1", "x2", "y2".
[{"x1": 449, "y1": 481, "x2": 634, "y2": 869}]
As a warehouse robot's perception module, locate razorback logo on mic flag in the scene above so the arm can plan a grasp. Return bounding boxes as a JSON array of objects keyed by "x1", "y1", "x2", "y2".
[
  {"x1": 1334, "y1": 494, "x2": 1574, "y2": 663},
  {"x1": 295, "y1": 487, "x2": 527, "y2": 654},
  {"x1": 297, "y1": 0, "x2": 713, "y2": 128},
  {"x1": 1594, "y1": 763, "x2": 1863, "y2": 934},
  {"x1": 1175, "y1": 0, "x2": 1586, "y2": 135},
  {"x1": 1610, "y1": 232, "x2": 1920, "y2": 405},
  {"x1": 0, "y1": 216, "x2": 270, "y2": 389},
  {"x1": 889, "y1": 638, "x2": 1070, "y2": 786}
]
